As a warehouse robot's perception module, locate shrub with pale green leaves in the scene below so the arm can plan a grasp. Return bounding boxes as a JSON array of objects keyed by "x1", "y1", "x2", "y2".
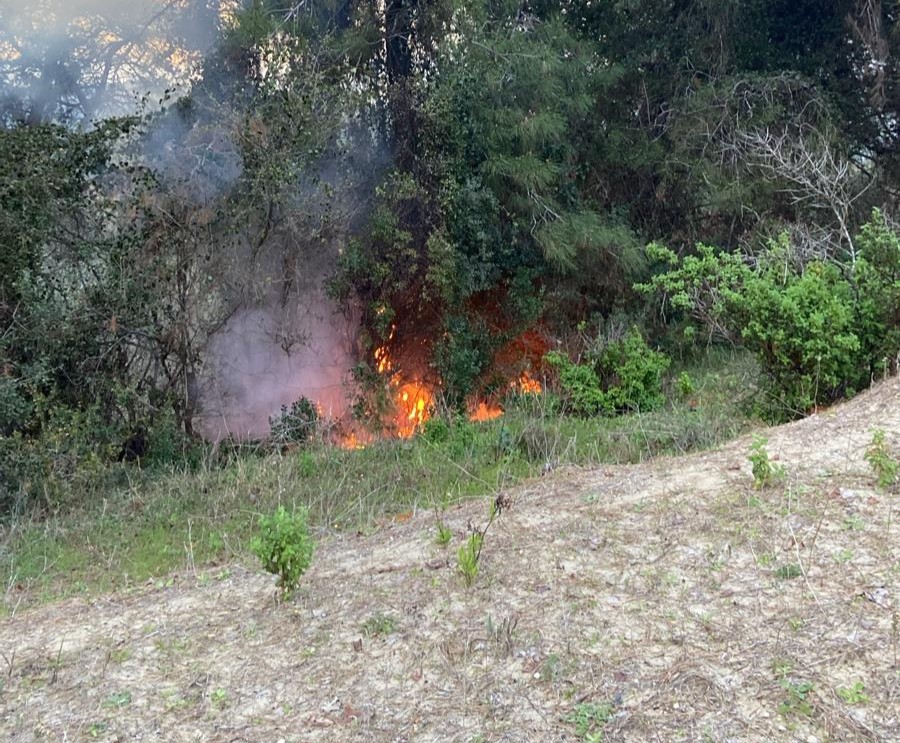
[
  {"x1": 639, "y1": 211, "x2": 900, "y2": 420},
  {"x1": 251, "y1": 506, "x2": 314, "y2": 598},
  {"x1": 545, "y1": 328, "x2": 669, "y2": 416}
]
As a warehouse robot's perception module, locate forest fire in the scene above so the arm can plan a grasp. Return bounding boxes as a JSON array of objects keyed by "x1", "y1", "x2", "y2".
[
  {"x1": 469, "y1": 401, "x2": 504, "y2": 422},
  {"x1": 516, "y1": 371, "x2": 542, "y2": 394},
  {"x1": 394, "y1": 381, "x2": 434, "y2": 438},
  {"x1": 335, "y1": 329, "x2": 546, "y2": 447},
  {"x1": 466, "y1": 369, "x2": 542, "y2": 422},
  {"x1": 339, "y1": 430, "x2": 366, "y2": 450},
  {"x1": 372, "y1": 334, "x2": 435, "y2": 439}
]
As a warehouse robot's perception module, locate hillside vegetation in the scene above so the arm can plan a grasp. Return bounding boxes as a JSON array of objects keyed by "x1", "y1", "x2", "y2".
[
  {"x1": 1, "y1": 376, "x2": 897, "y2": 742},
  {"x1": 1, "y1": 3, "x2": 900, "y2": 740}
]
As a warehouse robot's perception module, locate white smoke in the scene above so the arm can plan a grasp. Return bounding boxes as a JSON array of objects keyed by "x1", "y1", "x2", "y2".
[
  {"x1": 194, "y1": 122, "x2": 390, "y2": 441},
  {"x1": 0, "y1": 0, "x2": 226, "y2": 123}
]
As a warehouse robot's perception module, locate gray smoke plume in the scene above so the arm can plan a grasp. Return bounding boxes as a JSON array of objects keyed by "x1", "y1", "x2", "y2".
[
  {"x1": 0, "y1": 0, "x2": 226, "y2": 124},
  {"x1": 2, "y1": 1, "x2": 391, "y2": 440},
  {"x1": 193, "y1": 121, "x2": 391, "y2": 441}
]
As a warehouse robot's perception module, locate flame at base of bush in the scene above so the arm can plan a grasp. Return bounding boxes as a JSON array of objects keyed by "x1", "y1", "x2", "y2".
[{"x1": 331, "y1": 333, "x2": 545, "y2": 449}]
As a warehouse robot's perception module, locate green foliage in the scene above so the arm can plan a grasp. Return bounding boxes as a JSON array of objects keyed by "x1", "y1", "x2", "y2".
[
  {"x1": 269, "y1": 398, "x2": 319, "y2": 446},
  {"x1": 597, "y1": 329, "x2": 671, "y2": 413},
  {"x1": 865, "y1": 429, "x2": 898, "y2": 490},
  {"x1": 421, "y1": 416, "x2": 451, "y2": 444},
  {"x1": 456, "y1": 495, "x2": 506, "y2": 588},
  {"x1": 677, "y1": 372, "x2": 696, "y2": 397},
  {"x1": 545, "y1": 351, "x2": 609, "y2": 417},
  {"x1": 777, "y1": 678, "x2": 815, "y2": 718},
  {"x1": 855, "y1": 210, "x2": 900, "y2": 367},
  {"x1": 545, "y1": 329, "x2": 669, "y2": 416},
  {"x1": 566, "y1": 701, "x2": 613, "y2": 742},
  {"x1": 775, "y1": 563, "x2": 802, "y2": 580},
  {"x1": 435, "y1": 520, "x2": 452, "y2": 547},
  {"x1": 457, "y1": 532, "x2": 483, "y2": 587},
  {"x1": 641, "y1": 214, "x2": 900, "y2": 420},
  {"x1": 361, "y1": 613, "x2": 397, "y2": 637},
  {"x1": 251, "y1": 506, "x2": 314, "y2": 598},
  {"x1": 432, "y1": 315, "x2": 496, "y2": 410},
  {"x1": 748, "y1": 436, "x2": 784, "y2": 489},
  {"x1": 837, "y1": 682, "x2": 868, "y2": 705},
  {"x1": 0, "y1": 378, "x2": 33, "y2": 436}
]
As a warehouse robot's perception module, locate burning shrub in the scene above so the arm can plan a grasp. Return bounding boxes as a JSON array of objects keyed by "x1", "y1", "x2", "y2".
[{"x1": 269, "y1": 397, "x2": 319, "y2": 445}]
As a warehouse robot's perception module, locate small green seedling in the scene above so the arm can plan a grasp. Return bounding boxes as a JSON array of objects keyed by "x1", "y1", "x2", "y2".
[
  {"x1": 837, "y1": 681, "x2": 868, "y2": 705},
  {"x1": 748, "y1": 435, "x2": 784, "y2": 489},
  {"x1": 566, "y1": 701, "x2": 613, "y2": 741},
  {"x1": 251, "y1": 506, "x2": 314, "y2": 599},
  {"x1": 435, "y1": 520, "x2": 452, "y2": 546},
  {"x1": 777, "y1": 678, "x2": 815, "y2": 717},
  {"x1": 775, "y1": 563, "x2": 802, "y2": 580},
  {"x1": 361, "y1": 613, "x2": 397, "y2": 637},
  {"x1": 456, "y1": 494, "x2": 508, "y2": 587},
  {"x1": 211, "y1": 688, "x2": 228, "y2": 708},
  {"x1": 457, "y1": 532, "x2": 483, "y2": 587},
  {"x1": 103, "y1": 690, "x2": 132, "y2": 708},
  {"x1": 865, "y1": 429, "x2": 898, "y2": 489}
]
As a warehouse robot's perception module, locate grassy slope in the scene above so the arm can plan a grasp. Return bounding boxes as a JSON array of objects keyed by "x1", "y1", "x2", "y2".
[
  {"x1": 0, "y1": 373, "x2": 897, "y2": 742},
  {"x1": 1, "y1": 351, "x2": 757, "y2": 610}
]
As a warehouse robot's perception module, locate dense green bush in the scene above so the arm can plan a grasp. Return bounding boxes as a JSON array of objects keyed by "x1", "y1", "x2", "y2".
[
  {"x1": 432, "y1": 315, "x2": 496, "y2": 410},
  {"x1": 544, "y1": 351, "x2": 608, "y2": 416},
  {"x1": 640, "y1": 212, "x2": 900, "y2": 419},
  {"x1": 597, "y1": 329, "x2": 671, "y2": 413},
  {"x1": 545, "y1": 328, "x2": 670, "y2": 416},
  {"x1": 251, "y1": 506, "x2": 315, "y2": 599}
]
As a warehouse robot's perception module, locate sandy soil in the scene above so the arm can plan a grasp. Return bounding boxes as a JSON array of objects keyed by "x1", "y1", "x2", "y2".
[{"x1": 1, "y1": 377, "x2": 899, "y2": 742}]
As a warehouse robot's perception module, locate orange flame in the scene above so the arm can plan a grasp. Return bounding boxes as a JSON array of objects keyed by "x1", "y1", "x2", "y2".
[
  {"x1": 374, "y1": 346, "x2": 392, "y2": 374},
  {"x1": 469, "y1": 400, "x2": 504, "y2": 422},
  {"x1": 374, "y1": 326, "x2": 396, "y2": 374},
  {"x1": 339, "y1": 431, "x2": 366, "y2": 450},
  {"x1": 373, "y1": 333, "x2": 433, "y2": 438},
  {"x1": 395, "y1": 381, "x2": 433, "y2": 438},
  {"x1": 514, "y1": 371, "x2": 542, "y2": 394}
]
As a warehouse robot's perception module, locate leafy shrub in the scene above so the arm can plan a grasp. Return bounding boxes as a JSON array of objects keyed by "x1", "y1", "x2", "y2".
[
  {"x1": 748, "y1": 435, "x2": 784, "y2": 489},
  {"x1": 143, "y1": 412, "x2": 200, "y2": 469},
  {"x1": 269, "y1": 397, "x2": 318, "y2": 445},
  {"x1": 421, "y1": 416, "x2": 451, "y2": 443},
  {"x1": 251, "y1": 506, "x2": 314, "y2": 598},
  {"x1": 640, "y1": 213, "x2": 900, "y2": 420},
  {"x1": 545, "y1": 328, "x2": 669, "y2": 416},
  {"x1": 865, "y1": 429, "x2": 897, "y2": 490},
  {"x1": 432, "y1": 315, "x2": 496, "y2": 410},
  {"x1": 566, "y1": 701, "x2": 612, "y2": 740},
  {"x1": 544, "y1": 351, "x2": 608, "y2": 416},
  {"x1": 597, "y1": 329, "x2": 670, "y2": 412},
  {"x1": 677, "y1": 371, "x2": 696, "y2": 397},
  {"x1": 0, "y1": 378, "x2": 33, "y2": 436},
  {"x1": 855, "y1": 210, "x2": 900, "y2": 368}
]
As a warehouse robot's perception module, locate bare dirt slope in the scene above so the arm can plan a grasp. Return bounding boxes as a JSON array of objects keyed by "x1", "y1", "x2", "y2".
[{"x1": 2, "y1": 378, "x2": 899, "y2": 742}]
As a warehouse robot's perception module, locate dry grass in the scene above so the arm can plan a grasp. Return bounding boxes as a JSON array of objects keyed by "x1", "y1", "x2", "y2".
[{"x1": 0, "y1": 377, "x2": 898, "y2": 742}]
